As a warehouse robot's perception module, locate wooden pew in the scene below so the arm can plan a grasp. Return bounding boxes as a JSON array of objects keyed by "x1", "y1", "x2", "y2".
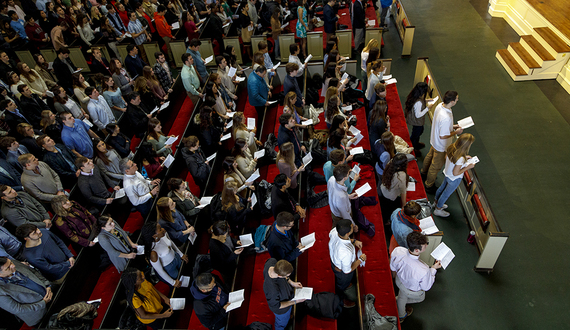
[{"x1": 390, "y1": 0, "x2": 415, "y2": 57}]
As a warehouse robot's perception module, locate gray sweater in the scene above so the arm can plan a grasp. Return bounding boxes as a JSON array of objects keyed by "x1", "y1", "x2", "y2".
[
  {"x1": 1, "y1": 191, "x2": 50, "y2": 229},
  {"x1": 97, "y1": 221, "x2": 132, "y2": 272},
  {"x1": 21, "y1": 161, "x2": 63, "y2": 203},
  {"x1": 77, "y1": 166, "x2": 115, "y2": 207}
]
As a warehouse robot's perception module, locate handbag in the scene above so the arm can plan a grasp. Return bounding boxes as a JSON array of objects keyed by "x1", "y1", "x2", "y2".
[{"x1": 364, "y1": 294, "x2": 398, "y2": 330}]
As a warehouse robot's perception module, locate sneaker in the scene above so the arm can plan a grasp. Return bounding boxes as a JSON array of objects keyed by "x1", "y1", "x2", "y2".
[
  {"x1": 432, "y1": 202, "x2": 448, "y2": 210},
  {"x1": 433, "y1": 208, "x2": 450, "y2": 217},
  {"x1": 399, "y1": 307, "x2": 413, "y2": 322}
]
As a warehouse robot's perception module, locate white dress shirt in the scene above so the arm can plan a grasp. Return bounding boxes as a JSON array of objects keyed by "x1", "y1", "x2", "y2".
[
  {"x1": 327, "y1": 176, "x2": 352, "y2": 222},
  {"x1": 123, "y1": 171, "x2": 152, "y2": 206},
  {"x1": 390, "y1": 246, "x2": 437, "y2": 292},
  {"x1": 288, "y1": 55, "x2": 304, "y2": 77},
  {"x1": 429, "y1": 103, "x2": 454, "y2": 152},
  {"x1": 87, "y1": 95, "x2": 116, "y2": 130},
  {"x1": 328, "y1": 228, "x2": 356, "y2": 274},
  {"x1": 150, "y1": 233, "x2": 183, "y2": 285}
]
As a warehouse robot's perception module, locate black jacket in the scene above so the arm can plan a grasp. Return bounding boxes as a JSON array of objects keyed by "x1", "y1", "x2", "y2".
[
  {"x1": 190, "y1": 278, "x2": 228, "y2": 330},
  {"x1": 77, "y1": 166, "x2": 115, "y2": 206},
  {"x1": 270, "y1": 185, "x2": 300, "y2": 221},
  {"x1": 106, "y1": 134, "x2": 131, "y2": 158},
  {"x1": 19, "y1": 137, "x2": 44, "y2": 160},
  {"x1": 181, "y1": 147, "x2": 211, "y2": 189},
  {"x1": 0, "y1": 158, "x2": 22, "y2": 190},
  {"x1": 3, "y1": 110, "x2": 29, "y2": 136},
  {"x1": 0, "y1": 59, "x2": 17, "y2": 82},
  {"x1": 323, "y1": 3, "x2": 338, "y2": 33},
  {"x1": 53, "y1": 57, "x2": 77, "y2": 90},
  {"x1": 124, "y1": 54, "x2": 147, "y2": 78},
  {"x1": 199, "y1": 125, "x2": 222, "y2": 156},
  {"x1": 19, "y1": 95, "x2": 51, "y2": 128},
  {"x1": 352, "y1": 0, "x2": 366, "y2": 29},
  {"x1": 125, "y1": 103, "x2": 151, "y2": 138},
  {"x1": 266, "y1": 221, "x2": 302, "y2": 262},
  {"x1": 42, "y1": 144, "x2": 77, "y2": 186},
  {"x1": 277, "y1": 125, "x2": 302, "y2": 167},
  {"x1": 209, "y1": 237, "x2": 238, "y2": 282},
  {"x1": 90, "y1": 57, "x2": 112, "y2": 76},
  {"x1": 283, "y1": 75, "x2": 303, "y2": 108}
]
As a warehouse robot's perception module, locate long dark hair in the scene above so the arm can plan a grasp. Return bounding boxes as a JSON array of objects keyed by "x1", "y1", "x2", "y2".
[
  {"x1": 208, "y1": 220, "x2": 230, "y2": 236},
  {"x1": 329, "y1": 115, "x2": 346, "y2": 133},
  {"x1": 121, "y1": 267, "x2": 148, "y2": 316},
  {"x1": 222, "y1": 156, "x2": 237, "y2": 174},
  {"x1": 370, "y1": 100, "x2": 388, "y2": 125},
  {"x1": 328, "y1": 128, "x2": 344, "y2": 149},
  {"x1": 231, "y1": 138, "x2": 248, "y2": 158},
  {"x1": 140, "y1": 221, "x2": 157, "y2": 261},
  {"x1": 404, "y1": 82, "x2": 428, "y2": 117},
  {"x1": 93, "y1": 138, "x2": 112, "y2": 165},
  {"x1": 325, "y1": 95, "x2": 340, "y2": 123},
  {"x1": 199, "y1": 106, "x2": 214, "y2": 130},
  {"x1": 204, "y1": 80, "x2": 217, "y2": 99},
  {"x1": 224, "y1": 45, "x2": 237, "y2": 67},
  {"x1": 381, "y1": 153, "x2": 408, "y2": 189}
]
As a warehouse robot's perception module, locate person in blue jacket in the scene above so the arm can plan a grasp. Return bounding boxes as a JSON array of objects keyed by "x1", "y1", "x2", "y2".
[
  {"x1": 323, "y1": 0, "x2": 339, "y2": 41},
  {"x1": 247, "y1": 65, "x2": 270, "y2": 125}
]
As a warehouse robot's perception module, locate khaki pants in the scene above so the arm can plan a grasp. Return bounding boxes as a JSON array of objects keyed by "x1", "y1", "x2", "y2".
[
  {"x1": 421, "y1": 147, "x2": 446, "y2": 188},
  {"x1": 162, "y1": 36, "x2": 174, "y2": 62},
  {"x1": 395, "y1": 276, "x2": 425, "y2": 318},
  {"x1": 187, "y1": 92, "x2": 200, "y2": 106}
]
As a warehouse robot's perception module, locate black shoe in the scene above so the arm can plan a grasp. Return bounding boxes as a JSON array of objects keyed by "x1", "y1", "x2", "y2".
[
  {"x1": 420, "y1": 171, "x2": 427, "y2": 181},
  {"x1": 417, "y1": 142, "x2": 426, "y2": 149},
  {"x1": 414, "y1": 149, "x2": 422, "y2": 157},
  {"x1": 425, "y1": 184, "x2": 438, "y2": 194}
]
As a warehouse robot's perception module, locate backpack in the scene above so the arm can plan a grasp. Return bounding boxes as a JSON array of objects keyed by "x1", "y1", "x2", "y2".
[
  {"x1": 364, "y1": 294, "x2": 398, "y2": 330},
  {"x1": 253, "y1": 224, "x2": 272, "y2": 253},
  {"x1": 264, "y1": 133, "x2": 278, "y2": 160},
  {"x1": 373, "y1": 140, "x2": 387, "y2": 174},
  {"x1": 49, "y1": 302, "x2": 99, "y2": 330},
  {"x1": 255, "y1": 180, "x2": 273, "y2": 216}
]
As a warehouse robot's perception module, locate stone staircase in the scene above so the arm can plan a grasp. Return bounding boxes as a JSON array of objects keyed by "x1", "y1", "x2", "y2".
[{"x1": 496, "y1": 27, "x2": 570, "y2": 81}]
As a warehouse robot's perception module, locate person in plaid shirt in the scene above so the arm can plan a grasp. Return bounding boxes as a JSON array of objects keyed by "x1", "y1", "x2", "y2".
[{"x1": 152, "y1": 51, "x2": 174, "y2": 93}]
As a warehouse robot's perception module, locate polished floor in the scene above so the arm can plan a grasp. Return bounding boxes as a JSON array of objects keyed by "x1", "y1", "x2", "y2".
[{"x1": 377, "y1": 0, "x2": 570, "y2": 328}]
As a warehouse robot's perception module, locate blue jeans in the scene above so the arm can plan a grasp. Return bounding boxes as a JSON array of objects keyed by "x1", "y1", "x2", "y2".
[
  {"x1": 273, "y1": 307, "x2": 292, "y2": 330},
  {"x1": 158, "y1": 253, "x2": 182, "y2": 286},
  {"x1": 434, "y1": 176, "x2": 462, "y2": 208}
]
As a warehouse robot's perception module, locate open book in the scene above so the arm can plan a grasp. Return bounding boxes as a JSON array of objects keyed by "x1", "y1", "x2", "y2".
[
  {"x1": 355, "y1": 183, "x2": 371, "y2": 197},
  {"x1": 299, "y1": 232, "x2": 315, "y2": 252},
  {"x1": 291, "y1": 287, "x2": 313, "y2": 301},
  {"x1": 238, "y1": 234, "x2": 254, "y2": 248},
  {"x1": 461, "y1": 156, "x2": 479, "y2": 169},
  {"x1": 458, "y1": 116, "x2": 474, "y2": 129},
  {"x1": 430, "y1": 242, "x2": 455, "y2": 269},
  {"x1": 245, "y1": 169, "x2": 260, "y2": 183},
  {"x1": 195, "y1": 196, "x2": 213, "y2": 209},
  {"x1": 419, "y1": 216, "x2": 439, "y2": 235},
  {"x1": 349, "y1": 164, "x2": 360, "y2": 180},
  {"x1": 170, "y1": 298, "x2": 185, "y2": 310},
  {"x1": 302, "y1": 153, "x2": 313, "y2": 166},
  {"x1": 226, "y1": 289, "x2": 245, "y2": 312}
]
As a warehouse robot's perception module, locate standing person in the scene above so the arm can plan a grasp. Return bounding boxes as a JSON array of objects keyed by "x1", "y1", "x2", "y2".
[
  {"x1": 389, "y1": 201, "x2": 422, "y2": 252},
  {"x1": 329, "y1": 219, "x2": 366, "y2": 307},
  {"x1": 239, "y1": 3, "x2": 254, "y2": 60},
  {"x1": 266, "y1": 212, "x2": 304, "y2": 262},
  {"x1": 127, "y1": 11, "x2": 151, "y2": 64},
  {"x1": 153, "y1": 52, "x2": 174, "y2": 93},
  {"x1": 271, "y1": 174, "x2": 306, "y2": 220},
  {"x1": 323, "y1": 149, "x2": 358, "y2": 193},
  {"x1": 351, "y1": 0, "x2": 367, "y2": 51},
  {"x1": 361, "y1": 39, "x2": 379, "y2": 92},
  {"x1": 51, "y1": 195, "x2": 97, "y2": 248},
  {"x1": 140, "y1": 222, "x2": 187, "y2": 287},
  {"x1": 390, "y1": 232, "x2": 441, "y2": 322},
  {"x1": 33, "y1": 54, "x2": 57, "y2": 88},
  {"x1": 93, "y1": 139, "x2": 124, "y2": 185},
  {"x1": 270, "y1": 9, "x2": 282, "y2": 59},
  {"x1": 276, "y1": 113, "x2": 305, "y2": 167},
  {"x1": 420, "y1": 91, "x2": 463, "y2": 193},
  {"x1": 154, "y1": 5, "x2": 175, "y2": 65},
  {"x1": 327, "y1": 164, "x2": 358, "y2": 227},
  {"x1": 52, "y1": 48, "x2": 76, "y2": 93},
  {"x1": 0, "y1": 185, "x2": 51, "y2": 229},
  {"x1": 180, "y1": 136, "x2": 211, "y2": 190},
  {"x1": 288, "y1": 44, "x2": 305, "y2": 89},
  {"x1": 323, "y1": 0, "x2": 339, "y2": 42},
  {"x1": 96, "y1": 216, "x2": 138, "y2": 272},
  {"x1": 75, "y1": 157, "x2": 121, "y2": 211},
  {"x1": 0, "y1": 257, "x2": 51, "y2": 327},
  {"x1": 405, "y1": 82, "x2": 435, "y2": 156},
  {"x1": 433, "y1": 134, "x2": 475, "y2": 217},
  {"x1": 190, "y1": 272, "x2": 230, "y2": 330},
  {"x1": 106, "y1": 123, "x2": 131, "y2": 158},
  {"x1": 247, "y1": 66, "x2": 271, "y2": 126},
  {"x1": 101, "y1": 76, "x2": 128, "y2": 119},
  {"x1": 296, "y1": 0, "x2": 308, "y2": 58},
  {"x1": 283, "y1": 63, "x2": 305, "y2": 111},
  {"x1": 146, "y1": 118, "x2": 172, "y2": 157},
  {"x1": 276, "y1": 142, "x2": 305, "y2": 190},
  {"x1": 263, "y1": 258, "x2": 304, "y2": 330},
  {"x1": 124, "y1": 44, "x2": 149, "y2": 77},
  {"x1": 379, "y1": 0, "x2": 392, "y2": 30},
  {"x1": 208, "y1": 220, "x2": 243, "y2": 285},
  {"x1": 125, "y1": 92, "x2": 151, "y2": 138},
  {"x1": 186, "y1": 39, "x2": 208, "y2": 83},
  {"x1": 368, "y1": 100, "x2": 389, "y2": 146},
  {"x1": 110, "y1": 58, "x2": 134, "y2": 95},
  {"x1": 18, "y1": 63, "x2": 48, "y2": 97},
  {"x1": 106, "y1": 4, "x2": 127, "y2": 36},
  {"x1": 156, "y1": 197, "x2": 195, "y2": 247},
  {"x1": 166, "y1": 178, "x2": 201, "y2": 222},
  {"x1": 60, "y1": 112, "x2": 98, "y2": 158},
  {"x1": 180, "y1": 53, "x2": 202, "y2": 105},
  {"x1": 19, "y1": 154, "x2": 66, "y2": 205},
  {"x1": 36, "y1": 135, "x2": 77, "y2": 188},
  {"x1": 24, "y1": 16, "x2": 50, "y2": 49},
  {"x1": 121, "y1": 159, "x2": 160, "y2": 218},
  {"x1": 121, "y1": 268, "x2": 173, "y2": 328},
  {"x1": 365, "y1": 60, "x2": 384, "y2": 110},
  {"x1": 380, "y1": 153, "x2": 408, "y2": 223},
  {"x1": 86, "y1": 86, "x2": 116, "y2": 132},
  {"x1": 91, "y1": 47, "x2": 112, "y2": 76},
  {"x1": 16, "y1": 224, "x2": 75, "y2": 282}
]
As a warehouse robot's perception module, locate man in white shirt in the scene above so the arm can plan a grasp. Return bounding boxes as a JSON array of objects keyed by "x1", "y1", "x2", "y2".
[
  {"x1": 328, "y1": 219, "x2": 366, "y2": 307},
  {"x1": 85, "y1": 86, "x2": 116, "y2": 132},
  {"x1": 420, "y1": 91, "x2": 463, "y2": 193},
  {"x1": 327, "y1": 164, "x2": 358, "y2": 227},
  {"x1": 288, "y1": 43, "x2": 305, "y2": 89},
  {"x1": 120, "y1": 159, "x2": 160, "y2": 218},
  {"x1": 390, "y1": 232, "x2": 442, "y2": 322}
]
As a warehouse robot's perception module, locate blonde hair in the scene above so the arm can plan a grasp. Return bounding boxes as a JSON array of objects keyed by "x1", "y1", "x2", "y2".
[
  {"x1": 283, "y1": 91, "x2": 297, "y2": 114},
  {"x1": 231, "y1": 112, "x2": 247, "y2": 138},
  {"x1": 156, "y1": 197, "x2": 174, "y2": 223},
  {"x1": 362, "y1": 39, "x2": 379, "y2": 53},
  {"x1": 323, "y1": 86, "x2": 338, "y2": 110},
  {"x1": 221, "y1": 181, "x2": 242, "y2": 211},
  {"x1": 446, "y1": 133, "x2": 475, "y2": 164}
]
